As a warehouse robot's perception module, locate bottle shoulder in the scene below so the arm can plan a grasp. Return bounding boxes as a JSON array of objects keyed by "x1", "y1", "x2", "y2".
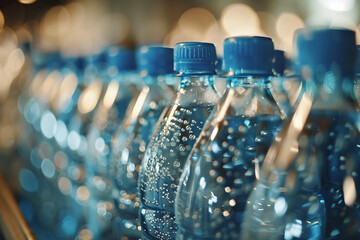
[{"x1": 213, "y1": 86, "x2": 284, "y2": 119}]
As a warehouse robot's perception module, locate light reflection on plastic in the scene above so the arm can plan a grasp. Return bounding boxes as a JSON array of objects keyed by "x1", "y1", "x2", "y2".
[
  {"x1": 68, "y1": 130, "x2": 81, "y2": 150},
  {"x1": 40, "y1": 71, "x2": 62, "y2": 102},
  {"x1": 53, "y1": 151, "x2": 68, "y2": 171},
  {"x1": 323, "y1": 72, "x2": 336, "y2": 94},
  {"x1": 78, "y1": 229, "x2": 93, "y2": 240},
  {"x1": 121, "y1": 149, "x2": 129, "y2": 164},
  {"x1": 55, "y1": 120, "x2": 68, "y2": 147},
  {"x1": 343, "y1": 176, "x2": 357, "y2": 206},
  {"x1": 41, "y1": 159, "x2": 55, "y2": 178},
  {"x1": 77, "y1": 136, "x2": 88, "y2": 156},
  {"x1": 78, "y1": 80, "x2": 102, "y2": 114},
  {"x1": 76, "y1": 186, "x2": 90, "y2": 202},
  {"x1": 58, "y1": 177, "x2": 72, "y2": 195},
  {"x1": 24, "y1": 99, "x2": 40, "y2": 124},
  {"x1": 208, "y1": 191, "x2": 218, "y2": 207},
  {"x1": 274, "y1": 197, "x2": 288, "y2": 216},
  {"x1": 95, "y1": 137, "x2": 105, "y2": 153},
  {"x1": 40, "y1": 111, "x2": 57, "y2": 139},
  {"x1": 29, "y1": 71, "x2": 47, "y2": 97},
  {"x1": 199, "y1": 177, "x2": 206, "y2": 189},
  {"x1": 0, "y1": 48, "x2": 25, "y2": 100},
  {"x1": 103, "y1": 80, "x2": 119, "y2": 109},
  {"x1": 284, "y1": 219, "x2": 302, "y2": 239},
  {"x1": 55, "y1": 73, "x2": 78, "y2": 112}
]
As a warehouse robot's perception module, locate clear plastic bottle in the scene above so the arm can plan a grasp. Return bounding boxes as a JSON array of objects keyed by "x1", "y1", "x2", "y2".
[
  {"x1": 111, "y1": 45, "x2": 175, "y2": 239},
  {"x1": 138, "y1": 42, "x2": 220, "y2": 239},
  {"x1": 270, "y1": 49, "x2": 297, "y2": 119},
  {"x1": 61, "y1": 50, "x2": 107, "y2": 235},
  {"x1": 85, "y1": 46, "x2": 137, "y2": 239},
  {"x1": 354, "y1": 46, "x2": 360, "y2": 106},
  {"x1": 241, "y1": 28, "x2": 360, "y2": 239},
  {"x1": 175, "y1": 36, "x2": 284, "y2": 240},
  {"x1": 17, "y1": 51, "x2": 64, "y2": 239}
]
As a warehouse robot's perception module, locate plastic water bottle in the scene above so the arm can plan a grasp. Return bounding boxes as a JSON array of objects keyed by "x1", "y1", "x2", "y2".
[
  {"x1": 354, "y1": 46, "x2": 360, "y2": 106},
  {"x1": 175, "y1": 36, "x2": 284, "y2": 240},
  {"x1": 61, "y1": 51, "x2": 107, "y2": 235},
  {"x1": 111, "y1": 46, "x2": 175, "y2": 239},
  {"x1": 18, "y1": 51, "x2": 73, "y2": 239},
  {"x1": 241, "y1": 28, "x2": 360, "y2": 239},
  {"x1": 270, "y1": 49, "x2": 296, "y2": 118},
  {"x1": 213, "y1": 57, "x2": 227, "y2": 96},
  {"x1": 16, "y1": 51, "x2": 58, "y2": 239},
  {"x1": 138, "y1": 42, "x2": 220, "y2": 239},
  {"x1": 85, "y1": 47, "x2": 137, "y2": 238}
]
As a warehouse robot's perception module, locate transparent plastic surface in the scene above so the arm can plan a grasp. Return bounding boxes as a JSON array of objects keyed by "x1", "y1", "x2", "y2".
[
  {"x1": 138, "y1": 75, "x2": 219, "y2": 239},
  {"x1": 175, "y1": 77, "x2": 284, "y2": 239},
  {"x1": 85, "y1": 73, "x2": 138, "y2": 238},
  {"x1": 241, "y1": 70, "x2": 360, "y2": 239},
  {"x1": 110, "y1": 75, "x2": 175, "y2": 239}
]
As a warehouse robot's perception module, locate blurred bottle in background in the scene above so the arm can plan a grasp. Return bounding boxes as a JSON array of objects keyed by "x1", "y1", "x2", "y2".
[
  {"x1": 241, "y1": 28, "x2": 359, "y2": 240},
  {"x1": 138, "y1": 42, "x2": 220, "y2": 239},
  {"x1": 354, "y1": 46, "x2": 360, "y2": 106},
  {"x1": 175, "y1": 36, "x2": 284, "y2": 240},
  {"x1": 111, "y1": 45, "x2": 175, "y2": 240},
  {"x1": 17, "y1": 51, "x2": 68, "y2": 239},
  {"x1": 60, "y1": 50, "x2": 107, "y2": 237},
  {"x1": 270, "y1": 49, "x2": 293, "y2": 118},
  {"x1": 85, "y1": 46, "x2": 137, "y2": 239},
  {"x1": 213, "y1": 57, "x2": 227, "y2": 96}
]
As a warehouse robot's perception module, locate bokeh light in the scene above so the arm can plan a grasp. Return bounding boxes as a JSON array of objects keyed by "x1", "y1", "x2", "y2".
[
  {"x1": 318, "y1": 0, "x2": 355, "y2": 12},
  {"x1": 221, "y1": 3, "x2": 261, "y2": 36},
  {"x1": 203, "y1": 22, "x2": 227, "y2": 56},
  {"x1": 164, "y1": 7, "x2": 217, "y2": 46},
  {"x1": 178, "y1": 7, "x2": 217, "y2": 40},
  {"x1": 276, "y1": 12, "x2": 304, "y2": 53},
  {"x1": 0, "y1": 10, "x2": 4, "y2": 33},
  {"x1": 78, "y1": 80, "x2": 102, "y2": 114},
  {"x1": 18, "y1": 0, "x2": 37, "y2": 4}
]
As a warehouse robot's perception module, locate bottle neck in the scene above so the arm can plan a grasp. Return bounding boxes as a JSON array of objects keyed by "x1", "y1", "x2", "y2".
[
  {"x1": 208, "y1": 75, "x2": 284, "y2": 121},
  {"x1": 178, "y1": 75, "x2": 214, "y2": 89},
  {"x1": 143, "y1": 75, "x2": 158, "y2": 86},
  {"x1": 175, "y1": 74, "x2": 219, "y2": 106},
  {"x1": 227, "y1": 75, "x2": 271, "y2": 88},
  {"x1": 300, "y1": 69, "x2": 358, "y2": 111}
]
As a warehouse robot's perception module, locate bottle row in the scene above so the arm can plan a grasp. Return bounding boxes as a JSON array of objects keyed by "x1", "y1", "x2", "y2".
[{"x1": 16, "y1": 28, "x2": 360, "y2": 240}]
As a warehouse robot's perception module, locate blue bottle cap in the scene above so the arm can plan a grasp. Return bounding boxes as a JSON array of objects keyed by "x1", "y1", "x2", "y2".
[
  {"x1": 174, "y1": 42, "x2": 217, "y2": 74},
  {"x1": 87, "y1": 49, "x2": 108, "y2": 65},
  {"x1": 66, "y1": 56, "x2": 84, "y2": 72},
  {"x1": 47, "y1": 51, "x2": 63, "y2": 70},
  {"x1": 107, "y1": 46, "x2": 136, "y2": 71},
  {"x1": 223, "y1": 36, "x2": 274, "y2": 76},
  {"x1": 295, "y1": 28, "x2": 356, "y2": 79},
  {"x1": 273, "y1": 50, "x2": 286, "y2": 76},
  {"x1": 356, "y1": 45, "x2": 360, "y2": 74},
  {"x1": 137, "y1": 46, "x2": 173, "y2": 76}
]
